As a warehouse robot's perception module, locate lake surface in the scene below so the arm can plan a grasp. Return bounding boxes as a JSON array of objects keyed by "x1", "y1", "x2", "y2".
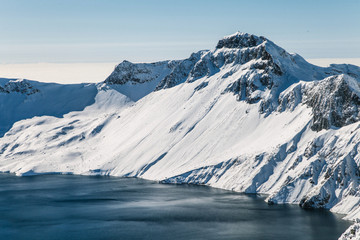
[{"x1": 0, "y1": 174, "x2": 350, "y2": 240}]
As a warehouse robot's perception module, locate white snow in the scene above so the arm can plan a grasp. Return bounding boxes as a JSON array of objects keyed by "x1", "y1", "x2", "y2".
[{"x1": 0, "y1": 78, "x2": 98, "y2": 136}]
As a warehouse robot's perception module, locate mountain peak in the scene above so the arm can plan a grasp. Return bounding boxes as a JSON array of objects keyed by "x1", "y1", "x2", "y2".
[{"x1": 216, "y1": 32, "x2": 267, "y2": 49}]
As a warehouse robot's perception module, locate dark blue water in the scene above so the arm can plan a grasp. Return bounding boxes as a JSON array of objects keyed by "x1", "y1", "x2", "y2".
[{"x1": 0, "y1": 174, "x2": 350, "y2": 240}]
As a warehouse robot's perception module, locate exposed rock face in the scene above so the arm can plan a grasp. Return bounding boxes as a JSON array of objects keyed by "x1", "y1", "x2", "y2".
[
  {"x1": 105, "y1": 60, "x2": 177, "y2": 85},
  {"x1": 279, "y1": 74, "x2": 360, "y2": 131},
  {"x1": 155, "y1": 51, "x2": 207, "y2": 89},
  {"x1": 305, "y1": 75, "x2": 360, "y2": 131},
  {"x1": 220, "y1": 43, "x2": 283, "y2": 105},
  {"x1": 0, "y1": 79, "x2": 39, "y2": 95},
  {"x1": 215, "y1": 32, "x2": 266, "y2": 49}
]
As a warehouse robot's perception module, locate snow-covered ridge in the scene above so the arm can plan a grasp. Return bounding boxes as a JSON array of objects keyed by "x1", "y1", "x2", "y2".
[
  {"x1": 105, "y1": 32, "x2": 360, "y2": 129},
  {"x1": 0, "y1": 78, "x2": 98, "y2": 137},
  {"x1": 0, "y1": 32, "x2": 360, "y2": 239}
]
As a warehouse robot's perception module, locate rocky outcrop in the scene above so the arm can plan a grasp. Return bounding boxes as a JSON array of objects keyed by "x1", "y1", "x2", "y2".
[
  {"x1": 339, "y1": 220, "x2": 360, "y2": 240},
  {"x1": 155, "y1": 50, "x2": 208, "y2": 89},
  {"x1": 221, "y1": 44, "x2": 283, "y2": 104},
  {"x1": 279, "y1": 74, "x2": 360, "y2": 131},
  {"x1": 304, "y1": 75, "x2": 360, "y2": 131},
  {"x1": 0, "y1": 79, "x2": 39, "y2": 95},
  {"x1": 215, "y1": 32, "x2": 266, "y2": 49},
  {"x1": 105, "y1": 60, "x2": 177, "y2": 85}
]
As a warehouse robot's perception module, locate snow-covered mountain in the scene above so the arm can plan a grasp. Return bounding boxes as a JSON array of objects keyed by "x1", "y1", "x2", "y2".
[{"x1": 1, "y1": 32, "x2": 360, "y2": 238}]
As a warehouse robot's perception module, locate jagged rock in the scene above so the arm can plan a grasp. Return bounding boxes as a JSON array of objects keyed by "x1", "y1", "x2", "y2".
[
  {"x1": 278, "y1": 74, "x2": 360, "y2": 131},
  {"x1": 155, "y1": 51, "x2": 207, "y2": 90},
  {"x1": 299, "y1": 192, "x2": 331, "y2": 209},
  {"x1": 105, "y1": 60, "x2": 177, "y2": 85},
  {"x1": 215, "y1": 32, "x2": 266, "y2": 49},
  {"x1": 304, "y1": 75, "x2": 360, "y2": 131},
  {"x1": 0, "y1": 79, "x2": 39, "y2": 95}
]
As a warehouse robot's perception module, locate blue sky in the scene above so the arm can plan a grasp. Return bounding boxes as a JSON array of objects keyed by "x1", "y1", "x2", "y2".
[{"x1": 1, "y1": 0, "x2": 359, "y2": 63}]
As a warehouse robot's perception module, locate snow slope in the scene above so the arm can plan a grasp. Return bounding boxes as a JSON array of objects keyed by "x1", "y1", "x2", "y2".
[
  {"x1": 0, "y1": 78, "x2": 97, "y2": 136},
  {"x1": 0, "y1": 32, "x2": 360, "y2": 238}
]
